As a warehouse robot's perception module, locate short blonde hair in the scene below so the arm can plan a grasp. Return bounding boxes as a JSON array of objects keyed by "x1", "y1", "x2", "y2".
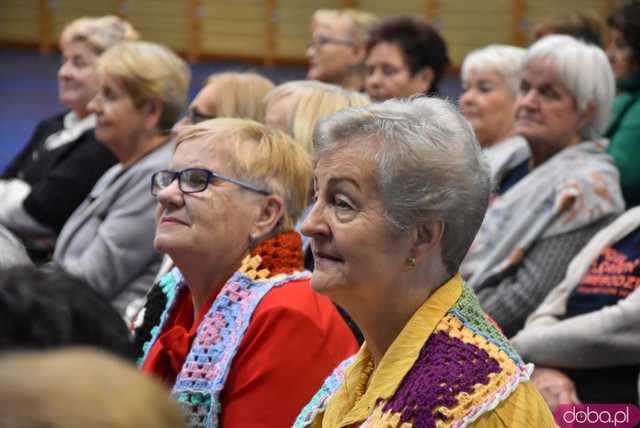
[
  {"x1": 263, "y1": 80, "x2": 323, "y2": 131},
  {"x1": 99, "y1": 41, "x2": 190, "y2": 131},
  {"x1": 204, "y1": 72, "x2": 274, "y2": 122},
  {"x1": 291, "y1": 83, "x2": 371, "y2": 155},
  {"x1": 60, "y1": 15, "x2": 139, "y2": 54},
  {"x1": 0, "y1": 348, "x2": 185, "y2": 428},
  {"x1": 312, "y1": 8, "x2": 378, "y2": 46},
  {"x1": 461, "y1": 44, "x2": 527, "y2": 95},
  {"x1": 176, "y1": 118, "x2": 312, "y2": 234}
]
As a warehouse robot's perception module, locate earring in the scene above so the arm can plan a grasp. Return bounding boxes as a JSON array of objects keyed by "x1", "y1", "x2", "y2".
[{"x1": 406, "y1": 256, "x2": 416, "y2": 269}]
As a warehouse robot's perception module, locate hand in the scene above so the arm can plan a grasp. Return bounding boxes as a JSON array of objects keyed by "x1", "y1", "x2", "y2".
[{"x1": 531, "y1": 367, "x2": 580, "y2": 410}]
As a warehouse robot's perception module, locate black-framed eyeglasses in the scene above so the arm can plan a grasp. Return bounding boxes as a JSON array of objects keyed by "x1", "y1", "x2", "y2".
[
  {"x1": 308, "y1": 34, "x2": 356, "y2": 50},
  {"x1": 187, "y1": 107, "x2": 216, "y2": 124},
  {"x1": 151, "y1": 168, "x2": 270, "y2": 197}
]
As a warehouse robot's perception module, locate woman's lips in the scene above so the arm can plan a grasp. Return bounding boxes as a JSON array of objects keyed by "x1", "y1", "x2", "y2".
[{"x1": 161, "y1": 216, "x2": 188, "y2": 226}]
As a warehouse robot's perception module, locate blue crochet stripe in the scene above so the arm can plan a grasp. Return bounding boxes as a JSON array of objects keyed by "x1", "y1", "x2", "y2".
[
  {"x1": 168, "y1": 268, "x2": 310, "y2": 428},
  {"x1": 137, "y1": 268, "x2": 183, "y2": 367},
  {"x1": 292, "y1": 355, "x2": 356, "y2": 428}
]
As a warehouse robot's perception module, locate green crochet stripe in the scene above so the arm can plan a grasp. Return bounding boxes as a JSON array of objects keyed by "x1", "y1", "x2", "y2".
[{"x1": 450, "y1": 286, "x2": 522, "y2": 363}]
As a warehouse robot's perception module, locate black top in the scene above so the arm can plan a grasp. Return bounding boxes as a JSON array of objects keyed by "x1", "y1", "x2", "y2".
[{"x1": 2, "y1": 112, "x2": 117, "y2": 232}]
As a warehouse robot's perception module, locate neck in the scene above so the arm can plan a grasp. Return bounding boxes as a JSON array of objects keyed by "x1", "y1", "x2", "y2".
[
  {"x1": 173, "y1": 250, "x2": 248, "y2": 316},
  {"x1": 528, "y1": 134, "x2": 581, "y2": 169},
  {"x1": 117, "y1": 132, "x2": 168, "y2": 167},
  {"x1": 73, "y1": 106, "x2": 91, "y2": 120},
  {"x1": 338, "y1": 71, "x2": 364, "y2": 92},
  {"x1": 341, "y1": 267, "x2": 446, "y2": 367},
  {"x1": 483, "y1": 127, "x2": 516, "y2": 148}
]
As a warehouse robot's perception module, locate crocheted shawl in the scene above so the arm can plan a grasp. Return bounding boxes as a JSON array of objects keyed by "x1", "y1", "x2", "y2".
[
  {"x1": 294, "y1": 284, "x2": 532, "y2": 428},
  {"x1": 462, "y1": 139, "x2": 624, "y2": 284},
  {"x1": 139, "y1": 232, "x2": 309, "y2": 428}
]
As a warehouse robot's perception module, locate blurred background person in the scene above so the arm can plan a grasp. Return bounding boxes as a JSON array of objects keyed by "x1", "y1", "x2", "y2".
[
  {"x1": 364, "y1": 16, "x2": 449, "y2": 102},
  {"x1": 0, "y1": 16, "x2": 137, "y2": 259},
  {"x1": 463, "y1": 35, "x2": 624, "y2": 337},
  {"x1": 306, "y1": 8, "x2": 378, "y2": 91},
  {"x1": 52, "y1": 41, "x2": 190, "y2": 315},
  {"x1": 138, "y1": 119, "x2": 358, "y2": 427},
  {"x1": 295, "y1": 97, "x2": 555, "y2": 428},
  {"x1": 460, "y1": 44, "x2": 529, "y2": 191},
  {"x1": 0, "y1": 348, "x2": 185, "y2": 428},
  {"x1": 605, "y1": 0, "x2": 640, "y2": 208},
  {"x1": 0, "y1": 266, "x2": 134, "y2": 359},
  {"x1": 512, "y1": 205, "x2": 640, "y2": 408},
  {"x1": 263, "y1": 80, "x2": 321, "y2": 132},
  {"x1": 173, "y1": 71, "x2": 274, "y2": 132},
  {"x1": 534, "y1": 10, "x2": 603, "y2": 46}
]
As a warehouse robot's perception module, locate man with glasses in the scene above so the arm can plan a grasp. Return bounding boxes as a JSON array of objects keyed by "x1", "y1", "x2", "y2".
[{"x1": 306, "y1": 8, "x2": 377, "y2": 91}]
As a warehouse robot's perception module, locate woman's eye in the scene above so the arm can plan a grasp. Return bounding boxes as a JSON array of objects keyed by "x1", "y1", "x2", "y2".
[{"x1": 334, "y1": 197, "x2": 353, "y2": 210}]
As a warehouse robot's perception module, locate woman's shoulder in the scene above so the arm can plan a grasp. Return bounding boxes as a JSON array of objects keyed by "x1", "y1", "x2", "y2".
[{"x1": 382, "y1": 286, "x2": 534, "y2": 426}]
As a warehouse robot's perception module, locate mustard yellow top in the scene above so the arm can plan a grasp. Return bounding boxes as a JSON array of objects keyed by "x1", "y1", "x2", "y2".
[{"x1": 300, "y1": 275, "x2": 557, "y2": 428}]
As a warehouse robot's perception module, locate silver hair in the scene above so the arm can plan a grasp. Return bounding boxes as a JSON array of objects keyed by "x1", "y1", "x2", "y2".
[
  {"x1": 0, "y1": 226, "x2": 31, "y2": 269},
  {"x1": 313, "y1": 97, "x2": 491, "y2": 275},
  {"x1": 524, "y1": 34, "x2": 615, "y2": 140},
  {"x1": 461, "y1": 44, "x2": 527, "y2": 95}
]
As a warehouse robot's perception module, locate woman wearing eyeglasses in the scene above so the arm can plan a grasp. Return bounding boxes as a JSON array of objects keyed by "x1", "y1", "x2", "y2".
[
  {"x1": 52, "y1": 41, "x2": 190, "y2": 315},
  {"x1": 306, "y1": 9, "x2": 378, "y2": 91},
  {"x1": 137, "y1": 118, "x2": 358, "y2": 428}
]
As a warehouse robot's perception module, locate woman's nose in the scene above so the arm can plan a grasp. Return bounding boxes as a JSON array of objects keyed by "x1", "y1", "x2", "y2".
[
  {"x1": 156, "y1": 178, "x2": 184, "y2": 207},
  {"x1": 300, "y1": 199, "x2": 329, "y2": 238},
  {"x1": 87, "y1": 94, "x2": 101, "y2": 114}
]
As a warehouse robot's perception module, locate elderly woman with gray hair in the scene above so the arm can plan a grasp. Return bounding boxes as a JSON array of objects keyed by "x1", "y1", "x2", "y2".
[
  {"x1": 459, "y1": 44, "x2": 529, "y2": 191},
  {"x1": 294, "y1": 97, "x2": 556, "y2": 427},
  {"x1": 462, "y1": 35, "x2": 625, "y2": 338}
]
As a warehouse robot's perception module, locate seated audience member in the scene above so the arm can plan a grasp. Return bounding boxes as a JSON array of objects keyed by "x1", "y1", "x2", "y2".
[
  {"x1": 0, "y1": 348, "x2": 185, "y2": 428},
  {"x1": 534, "y1": 10, "x2": 603, "y2": 46},
  {"x1": 264, "y1": 80, "x2": 322, "y2": 132},
  {"x1": 605, "y1": 1, "x2": 640, "y2": 207},
  {"x1": 174, "y1": 72, "x2": 274, "y2": 131},
  {"x1": 0, "y1": 16, "x2": 137, "y2": 249},
  {"x1": 0, "y1": 266, "x2": 134, "y2": 359},
  {"x1": 137, "y1": 119, "x2": 358, "y2": 427},
  {"x1": 306, "y1": 9, "x2": 378, "y2": 91},
  {"x1": 149, "y1": 72, "x2": 275, "y2": 285},
  {"x1": 460, "y1": 45, "x2": 530, "y2": 191},
  {"x1": 364, "y1": 16, "x2": 449, "y2": 102},
  {"x1": 293, "y1": 97, "x2": 556, "y2": 428},
  {"x1": 512, "y1": 206, "x2": 640, "y2": 407},
  {"x1": 52, "y1": 41, "x2": 190, "y2": 315},
  {"x1": 0, "y1": 226, "x2": 31, "y2": 269},
  {"x1": 462, "y1": 35, "x2": 625, "y2": 337},
  {"x1": 287, "y1": 83, "x2": 370, "y2": 158}
]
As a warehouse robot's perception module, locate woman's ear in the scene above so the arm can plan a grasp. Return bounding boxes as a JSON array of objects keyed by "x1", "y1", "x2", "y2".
[
  {"x1": 251, "y1": 195, "x2": 285, "y2": 241},
  {"x1": 413, "y1": 67, "x2": 435, "y2": 94},
  {"x1": 413, "y1": 219, "x2": 444, "y2": 261},
  {"x1": 144, "y1": 98, "x2": 164, "y2": 131},
  {"x1": 578, "y1": 102, "x2": 597, "y2": 130}
]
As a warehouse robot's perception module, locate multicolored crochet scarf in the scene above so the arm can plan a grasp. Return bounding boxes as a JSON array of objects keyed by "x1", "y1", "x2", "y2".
[
  {"x1": 294, "y1": 285, "x2": 533, "y2": 428},
  {"x1": 139, "y1": 232, "x2": 309, "y2": 428}
]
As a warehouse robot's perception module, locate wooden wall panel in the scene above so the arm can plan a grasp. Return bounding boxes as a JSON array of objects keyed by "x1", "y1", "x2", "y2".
[
  {"x1": 0, "y1": 0, "x2": 615, "y2": 66},
  {"x1": 125, "y1": 1, "x2": 188, "y2": 50},
  {"x1": 200, "y1": 0, "x2": 265, "y2": 57},
  {"x1": 0, "y1": 0, "x2": 40, "y2": 43},
  {"x1": 52, "y1": 0, "x2": 116, "y2": 42}
]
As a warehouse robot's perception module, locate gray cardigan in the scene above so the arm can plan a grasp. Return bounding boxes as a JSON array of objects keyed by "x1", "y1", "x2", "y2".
[
  {"x1": 53, "y1": 142, "x2": 172, "y2": 314},
  {"x1": 511, "y1": 206, "x2": 640, "y2": 368}
]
